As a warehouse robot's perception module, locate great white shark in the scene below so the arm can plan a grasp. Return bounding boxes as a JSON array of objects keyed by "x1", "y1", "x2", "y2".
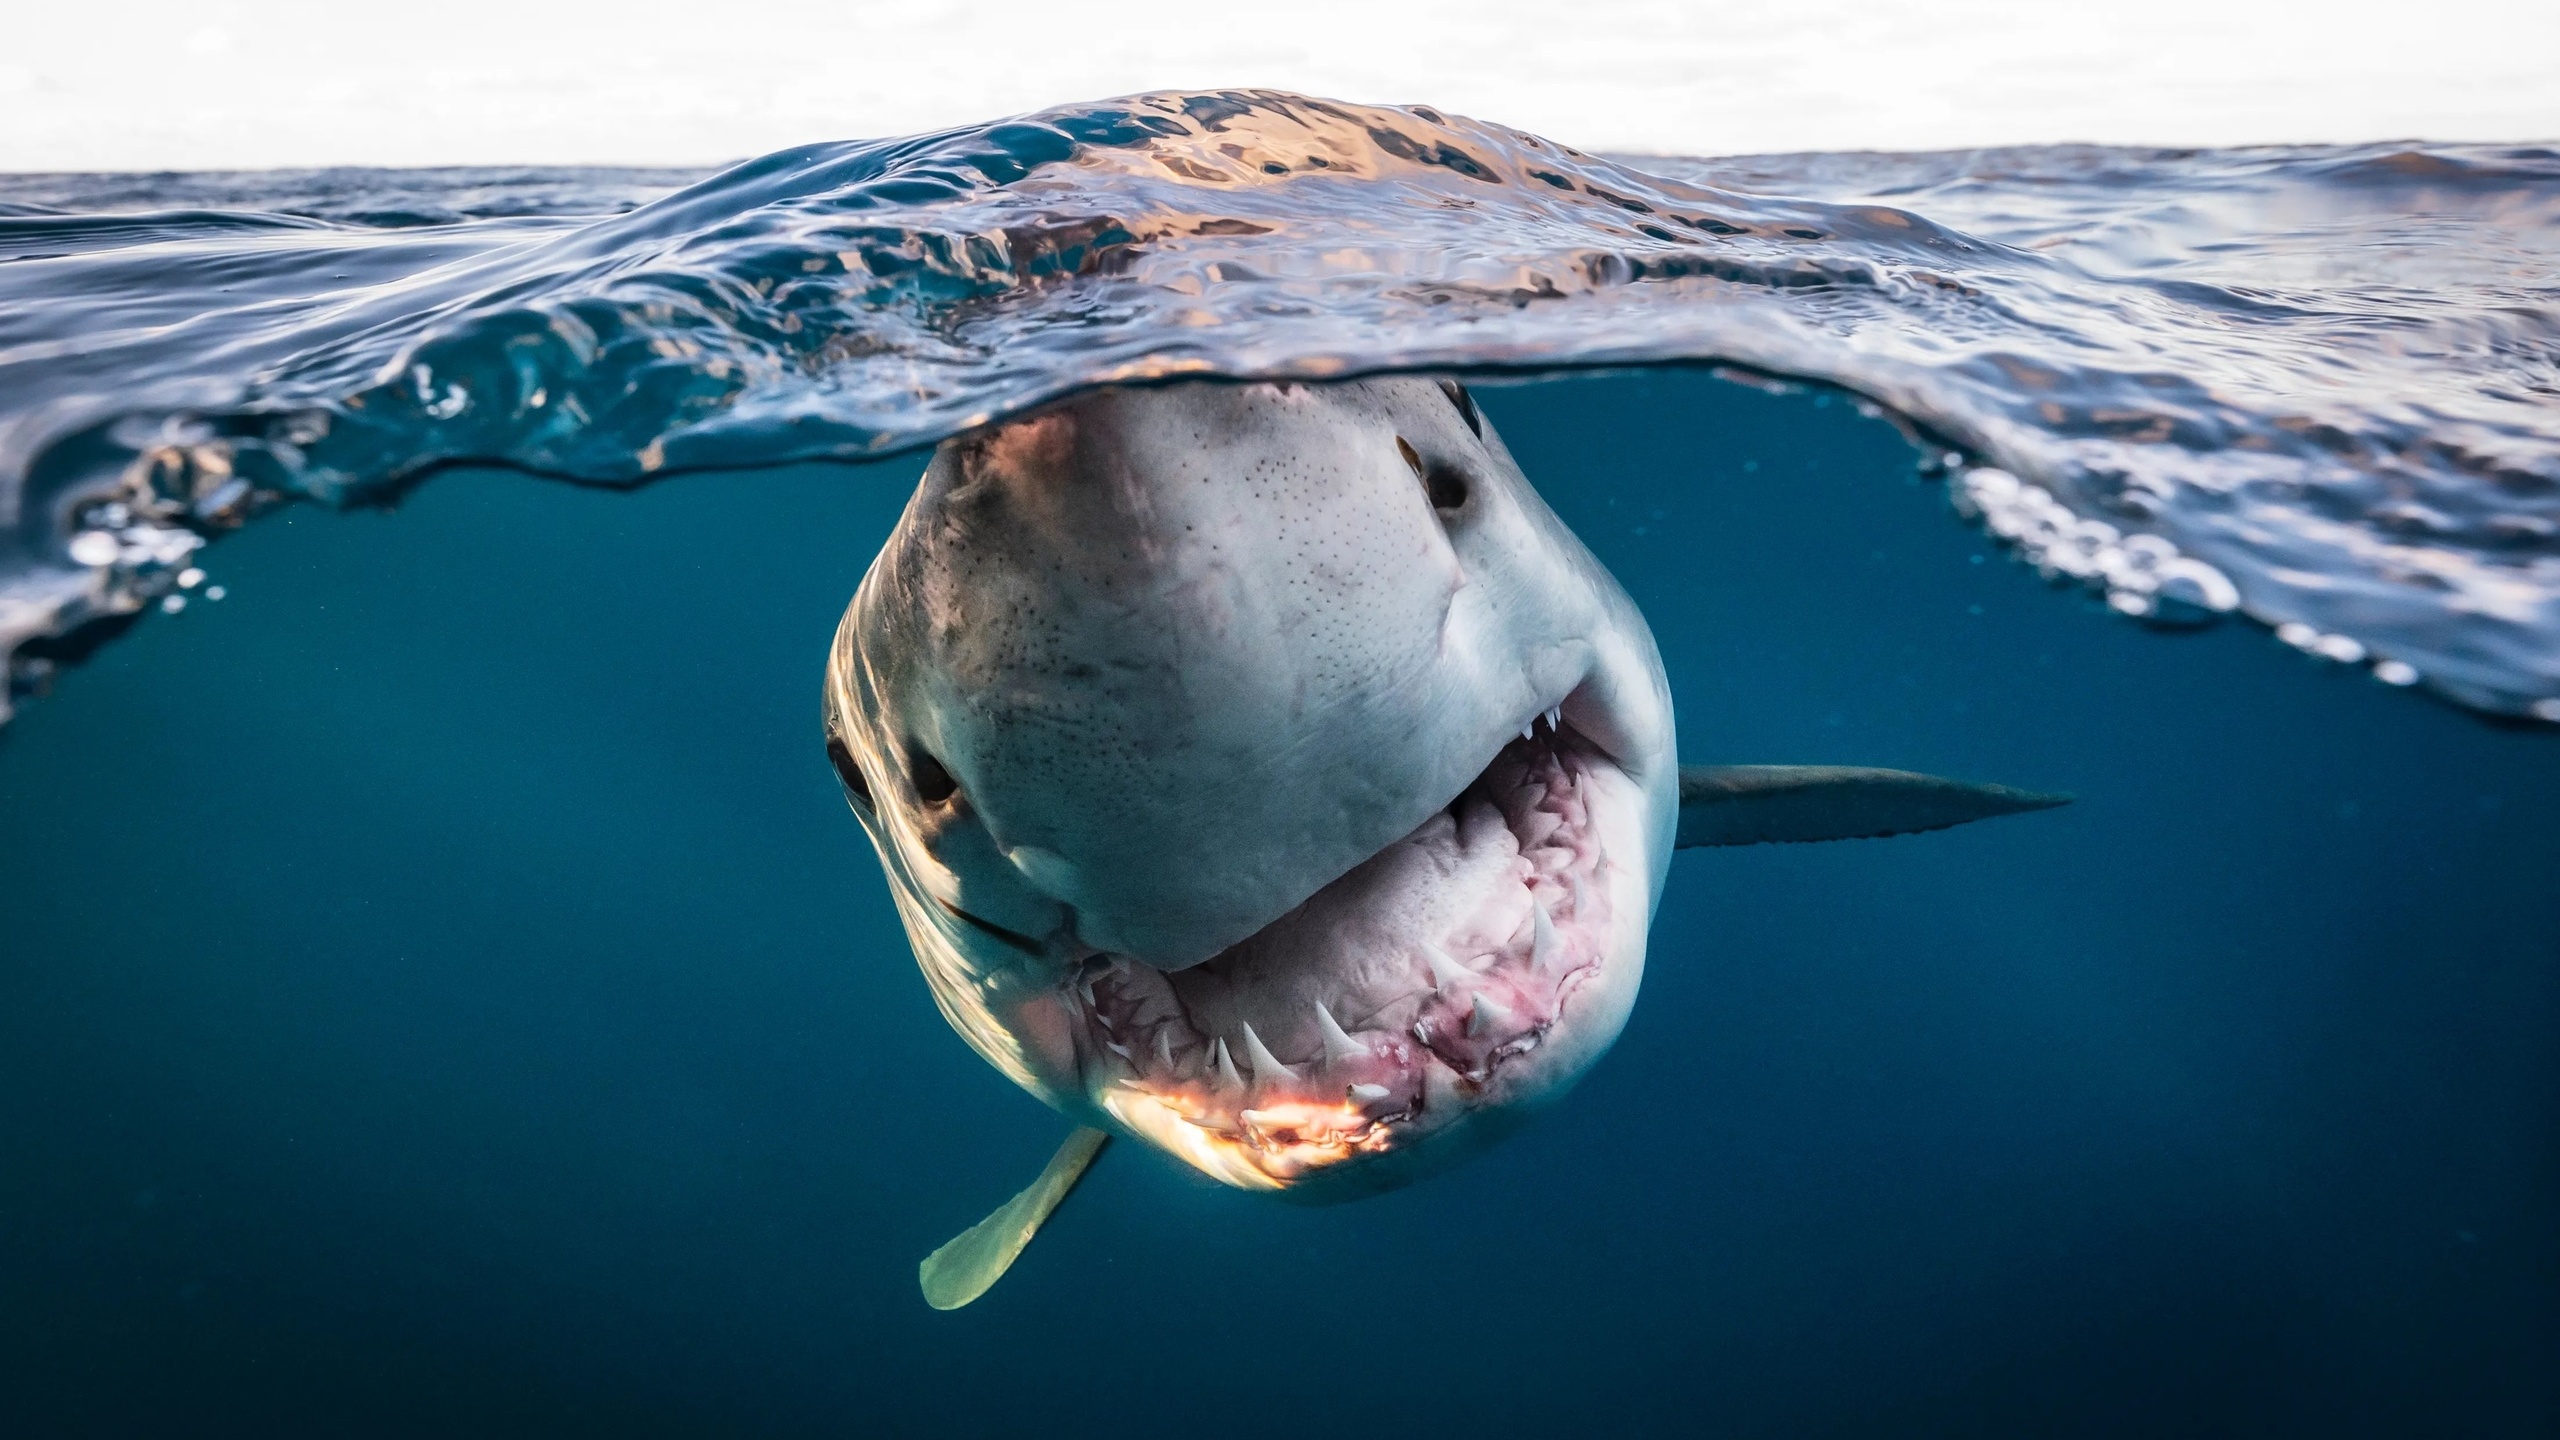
[{"x1": 820, "y1": 376, "x2": 2067, "y2": 1307}]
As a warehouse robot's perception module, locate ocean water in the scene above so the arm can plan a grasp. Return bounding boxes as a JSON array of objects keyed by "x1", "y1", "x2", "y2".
[
  {"x1": 3, "y1": 367, "x2": 2553, "y2": 1435},
  {"x1": 5, "y1": 93, "x2": 2559, "y2": 724},
  {"x1": 3, "y1": 89, "x2": 2558, "y2": 1434}
]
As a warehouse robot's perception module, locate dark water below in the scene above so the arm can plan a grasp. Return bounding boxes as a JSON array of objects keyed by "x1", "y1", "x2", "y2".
[
  {"x1": 5, "y1": 92, "x2": 2559, "y2": 723},
  {"x1": 4, "y1": 369, "x2": 2553, "y2": 1436}
]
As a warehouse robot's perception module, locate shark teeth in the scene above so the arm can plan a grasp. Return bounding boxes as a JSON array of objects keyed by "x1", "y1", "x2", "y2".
[
  {"x1": 1421, "y1": 941, "x2": 1474, "y2": 992},
  {"x1": 1237, "y1": 1021, "x2": 1296, "y2": 1083},
  {"x1": 1313, "y1": 1002, "x2": 1367, "y2": 1066},
  {"x1": 1544, "y1": 705, "x2": 1561, "y2": 730},
  {"x1": 1072, "y1": 711, "x2": 1611, "y2": 1146},
  {"x1": 1530, "y1": 897, "x2": 1564, "y2": 974}
]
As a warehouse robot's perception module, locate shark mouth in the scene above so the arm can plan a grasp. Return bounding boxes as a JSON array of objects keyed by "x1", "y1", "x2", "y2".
[{"x1": 1069, "y1": 711, "x2": 1625, "y2": 1190}]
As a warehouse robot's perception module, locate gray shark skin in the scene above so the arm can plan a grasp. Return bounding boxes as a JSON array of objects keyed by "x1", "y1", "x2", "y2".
[
  {"x1": 822, "y1": 377, "x2": 2066, "y2": 1291},
  {"x1": 826, "y1": 375, "x2": 1678, "y2": 1200}
]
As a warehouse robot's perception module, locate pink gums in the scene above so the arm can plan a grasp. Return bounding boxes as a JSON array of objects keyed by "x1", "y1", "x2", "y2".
[{"x1": 1069, "y1": 718, "x2": 1615, "y2": 1185}]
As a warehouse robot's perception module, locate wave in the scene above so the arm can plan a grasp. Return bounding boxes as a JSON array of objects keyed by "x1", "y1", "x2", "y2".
[{"x1": 4, "y1": 91, "x2": 2554, "y2": 720}]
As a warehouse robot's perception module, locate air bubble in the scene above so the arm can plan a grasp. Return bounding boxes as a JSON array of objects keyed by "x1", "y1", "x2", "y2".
[
  {"x1": 1953, "y1": 466, "x2": 2018, "y2": 520},
  {"x1": 1956, "y1": 467, "x2": 2235, "y2": 630},
  {"x1": 161, "y1": 594, "x2": 186, "y2": 614},
  {"x1": 178, "y1": 567, "x2": 205, "y2": 589},
  {"x1": 68, "y1": 531, "x2": 119, "y2": 566},
  {"x1": 2276, "y1": 622, "x2": 2365, "y2": 663},
  {"x1": 2151, "y1": 557, "x2": 2240, "y2": 615},
  {"x1": 2372, "y1": 660, "x2": 2419, "y2": 686}
]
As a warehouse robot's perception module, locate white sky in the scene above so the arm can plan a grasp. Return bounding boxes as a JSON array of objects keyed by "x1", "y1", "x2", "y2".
[{"x1": 4, "y1": 0, "x2": 2555, "y2": 172}]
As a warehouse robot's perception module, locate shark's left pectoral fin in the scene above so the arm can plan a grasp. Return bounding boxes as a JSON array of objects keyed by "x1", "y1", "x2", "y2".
[
  {"x1": 919, "y1": 1126, "x2": 1110, "y2": 1310},
  {"x1": 1676, "y1": 764, "x2": 2071, "y2": 849}
]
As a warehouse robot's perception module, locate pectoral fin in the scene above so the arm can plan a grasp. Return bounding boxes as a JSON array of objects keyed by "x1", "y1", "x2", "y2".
[
  {"x1": 1676, "y1": 765, "x2": 2070, "y2": 848},
  {"x1": 919, "y1": 1126, "x2": 1110, "y2": 1310}
]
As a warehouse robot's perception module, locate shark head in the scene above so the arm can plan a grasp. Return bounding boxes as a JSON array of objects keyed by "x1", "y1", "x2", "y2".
[{"x1": 825, "y1": 376, "x2": 1678, "y2": 1198}]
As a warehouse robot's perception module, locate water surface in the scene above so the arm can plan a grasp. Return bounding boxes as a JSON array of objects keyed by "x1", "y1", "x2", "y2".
[{"x1": 5, "y1": 93, "x2": 2557, "y2": 721}]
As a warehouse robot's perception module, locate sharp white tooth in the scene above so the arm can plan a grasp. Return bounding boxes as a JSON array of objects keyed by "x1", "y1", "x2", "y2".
[
  {"x1": 1531, "y1": 897, "x2": 1563, "y2": 974},
  {"x1": 1347, "y1": 1083, "x2": 1391, "y2": 1103},
  {"x1": 1567, "y1": 873, "x2": 1588, "y2": 919},
  {"x1": 1239, "y1": 1108, "x2": 1276, "y2": 1128},
  {"x1": 1105, "y1": 1040, "x2": 1132, "y2": 1059},
  {"x1": 1545, "y1": 705, "x2": 1561, "y2": 730},
  {"x1": 1313, "y1": 1002, "x2": 1367, "y2": 1066},
  {"x1": 1468, "y1": 991, "x2": 1513, "y2": 1038},
  {"x1": 1237, "y1": 1021, "x2": 1296, "y2": 1083},
  {"x1": 1153, "y1": 1027, "x2": 1175, "y2": 1072},
  {"x1": 1212, "y1": 1036, "x2": 1243, "y2": 1092},
  {"x1": 1422, "y1": 942, "x2": 1473, "y2": 992}
]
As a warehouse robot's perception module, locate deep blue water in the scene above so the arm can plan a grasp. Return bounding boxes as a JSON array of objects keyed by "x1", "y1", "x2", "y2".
[{"x1": 4, "y1": 369, "x2": 2553, "y2": 1435}]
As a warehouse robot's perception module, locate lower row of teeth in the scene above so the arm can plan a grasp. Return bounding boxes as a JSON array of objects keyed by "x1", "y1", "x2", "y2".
[{"x1": 1095, "y1": 885, "x2": 1582, "y2": 1115}]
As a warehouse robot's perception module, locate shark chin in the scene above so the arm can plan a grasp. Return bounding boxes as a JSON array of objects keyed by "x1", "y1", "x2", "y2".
[{"x1": 1080, "y1": 710, "x2": 1654, "y2": 1200}]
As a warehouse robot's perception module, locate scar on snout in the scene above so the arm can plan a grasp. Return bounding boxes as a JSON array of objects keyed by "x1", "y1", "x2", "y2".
[{"x1": 964, "y1": 410, "x2": 1078, "y2": 482}]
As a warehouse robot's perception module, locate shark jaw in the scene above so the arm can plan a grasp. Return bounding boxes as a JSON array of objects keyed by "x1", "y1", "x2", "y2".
[{"x1": 1068, "y1": 708, "x2": 1654, "y2": 1195}]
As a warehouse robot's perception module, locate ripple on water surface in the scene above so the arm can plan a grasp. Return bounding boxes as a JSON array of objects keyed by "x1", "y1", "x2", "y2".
[{"x1": 2, "y1": 92, "x2": 2555, "y2": 719}]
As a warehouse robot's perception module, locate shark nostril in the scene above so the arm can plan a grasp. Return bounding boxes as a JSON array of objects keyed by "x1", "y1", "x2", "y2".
[{"x1": 909, "y1": 746, "x2": 960, "y2": 805}]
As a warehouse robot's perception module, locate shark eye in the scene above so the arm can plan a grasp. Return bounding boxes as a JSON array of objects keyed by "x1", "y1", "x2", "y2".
[
  {"x1": 909, "y1": 746, "x2": 960, "y2": 805},
  {"x1": 1439, "y1": 379, "x2": 1483, "y2": 438},
  {"x1": 826, "y1": 733, "x2": 875, "y2": 813},
  {"x1": 1398, "y1": 435, "x2": 1470, "y2": 514}
]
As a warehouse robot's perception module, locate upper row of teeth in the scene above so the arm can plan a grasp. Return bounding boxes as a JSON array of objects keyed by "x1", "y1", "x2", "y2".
[{"x1": 1519, "y1": 705, "x2": 1563, "y2": 742}]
